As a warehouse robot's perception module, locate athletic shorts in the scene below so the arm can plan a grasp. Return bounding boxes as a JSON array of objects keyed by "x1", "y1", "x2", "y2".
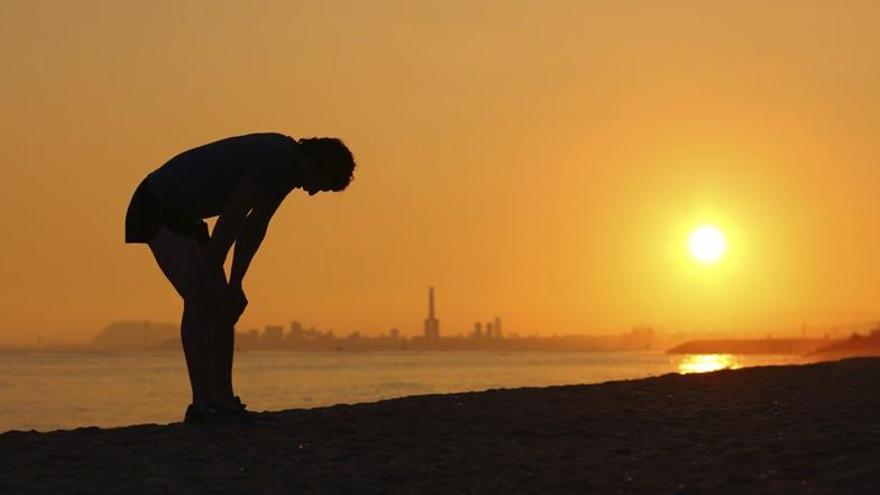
[{"x1": 124, "y1": 178, "x2": 211, "y2": 244}]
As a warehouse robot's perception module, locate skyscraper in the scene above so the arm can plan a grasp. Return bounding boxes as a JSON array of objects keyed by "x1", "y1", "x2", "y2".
[{"x1": 424, "y1": 286, "x2": 440, "y2": 339}]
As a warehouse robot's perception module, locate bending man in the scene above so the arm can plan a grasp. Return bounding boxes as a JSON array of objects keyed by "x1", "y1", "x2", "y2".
[{"x1": 124, "y1": 132, "x2": 356, "y2": 423}]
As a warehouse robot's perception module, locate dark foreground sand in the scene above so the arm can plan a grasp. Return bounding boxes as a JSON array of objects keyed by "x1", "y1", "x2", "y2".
[{"x1": 2, "y1": 359, "x2": 879, "y2": 494}]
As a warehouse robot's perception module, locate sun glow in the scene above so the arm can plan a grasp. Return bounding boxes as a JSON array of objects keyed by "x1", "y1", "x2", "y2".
[
  {"x1": 677, "y1": 354, "x2": 741, "y2": 374},
  {"x1": 688, "y1": 225, "x2": 727, "y2": 264}
]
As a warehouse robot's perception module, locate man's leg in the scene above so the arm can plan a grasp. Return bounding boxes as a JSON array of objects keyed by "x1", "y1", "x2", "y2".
[
  {"x1": 214, "y1": 298, "x2": 236, "y2": 406},
  {"x1": 180, "y1": 300, "x2": 213, "y2": 406},
  {"x1": 205, "y1": 264, "x2": 237, "y2": 407},
  {"x1": 148, "y1": 226, "x2": 215, "y2": 408}
]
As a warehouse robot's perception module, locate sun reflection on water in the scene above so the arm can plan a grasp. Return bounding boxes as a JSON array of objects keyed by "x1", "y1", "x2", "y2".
[{"x1": 677, "y1": 354, "x2": 741, "y2": 374}]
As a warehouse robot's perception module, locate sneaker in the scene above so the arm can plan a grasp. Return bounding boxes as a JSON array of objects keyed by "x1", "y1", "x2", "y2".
[
  {"x1": 221, "y1": 396, "x2": 255, "y2": 424},
  {"x1": 230, "y1": 395, "x2": 247, "y2": 412},
  {"x1": 183, "y1": 403, "x2": 224, "y2": 424}
]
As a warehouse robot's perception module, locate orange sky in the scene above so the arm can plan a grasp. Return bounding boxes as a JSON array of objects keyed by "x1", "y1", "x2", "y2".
[{"x1": 2, "y1": 1, "x2": 880, "y2": 345}]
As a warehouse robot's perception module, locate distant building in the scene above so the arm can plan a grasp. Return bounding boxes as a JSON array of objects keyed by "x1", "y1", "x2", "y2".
[
  {"x1": 290, "y1": 321, "x2": 303, "y2": 339},
  {"x1": 424, "y1": 286, "x2": 440, "y2": 339},
  {"x1": 264, "y1": 325, "x2": 284, "y2": 345},
  {"x1": 486, "y1": 322, "x2": 494, "y2": 339},
  {"x1": 494, "y1": 317, "x2": 503, "y2": 339},
  {"x1": 473, "y1": 322, "x2": 483, "y2": 339},
  {"x1": 622, "y1": 325, "x2": 654, "y2": 349},
  {"x1": 389, "y1": 328, "x2": 400, "y2": 339}
]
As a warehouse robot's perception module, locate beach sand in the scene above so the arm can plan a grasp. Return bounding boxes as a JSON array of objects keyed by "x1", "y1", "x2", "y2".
[{"x1": 1, "y1": 358, "x2": 878, "y2": 494}]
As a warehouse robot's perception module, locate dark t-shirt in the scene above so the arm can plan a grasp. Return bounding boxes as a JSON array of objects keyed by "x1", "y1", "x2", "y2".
[{"x1": 146, "y1": 133, "x2": 299, "y2": 219}]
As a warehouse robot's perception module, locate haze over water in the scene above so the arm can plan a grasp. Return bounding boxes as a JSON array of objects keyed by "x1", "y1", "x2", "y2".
[{"x1": 1, "y1": 351, "x2": 796, "y2": 432}]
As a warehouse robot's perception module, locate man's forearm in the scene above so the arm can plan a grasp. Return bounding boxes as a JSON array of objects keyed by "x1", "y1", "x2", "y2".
[
  {"x1": 229, "y1": 221, "x2": 267, "y2": 288},
  {"x1": 205, "y1": 211, "x2": 249, "y2": 268}
]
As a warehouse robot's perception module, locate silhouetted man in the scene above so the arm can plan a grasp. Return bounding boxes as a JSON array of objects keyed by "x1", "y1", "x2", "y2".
[{"x1": 125, "y1": 133, "x2": 356, "y2": 423}]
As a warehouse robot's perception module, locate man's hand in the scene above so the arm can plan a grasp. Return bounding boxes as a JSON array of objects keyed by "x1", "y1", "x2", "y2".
[
  {"x1": 197, "y1": 266, "x2": 229, "y2": 314},
  {"x1": 200, "y1": 241, "x2": 224, "y2": 273},
  {"x1": 231, "y1": 284, "x2": 248, "y2": 325}
]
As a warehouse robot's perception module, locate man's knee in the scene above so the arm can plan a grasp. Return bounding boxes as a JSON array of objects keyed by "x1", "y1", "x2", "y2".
[{"x1": 184, "y1": 283, "x2": 231, "y2": 319}]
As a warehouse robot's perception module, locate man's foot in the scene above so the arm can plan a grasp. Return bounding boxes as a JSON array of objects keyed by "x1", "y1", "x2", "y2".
[
  {"x1": 220, "y1": 396, "x2": 255, "y2": 424},
  {"x1": 183, "y1": 403, "x2": 225, "y2": 424},
  {"x1": 231, "y1": 395, "x2": 247, "y2": 412}
]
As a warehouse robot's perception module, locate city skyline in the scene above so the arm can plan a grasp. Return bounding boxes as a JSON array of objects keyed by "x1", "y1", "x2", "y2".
[{"x1": 9, "y1": 281, "x2": 874, "y2": 350}]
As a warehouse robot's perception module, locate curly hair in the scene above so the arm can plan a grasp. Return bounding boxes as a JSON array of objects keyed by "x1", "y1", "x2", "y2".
[{"x1": 297, "y1": 137, "x2": 356, "y2": 191}]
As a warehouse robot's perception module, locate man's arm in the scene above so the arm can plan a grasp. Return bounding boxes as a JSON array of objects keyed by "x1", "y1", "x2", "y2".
[
  {"x1": 228, "y1": 191, "x2": 282, "y2": 290},
  {"x1": 202, "y1": 176, "x2": 272, "y2": 272}
]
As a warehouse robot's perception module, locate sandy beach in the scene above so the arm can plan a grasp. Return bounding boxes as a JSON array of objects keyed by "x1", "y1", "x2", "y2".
[{"x1": 1, "y1": 358, "x2": 878, "y2": 494}]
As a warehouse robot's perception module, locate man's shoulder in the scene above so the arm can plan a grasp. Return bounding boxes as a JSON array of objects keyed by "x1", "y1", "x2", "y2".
[
  {"x1": 166, "y1": 132, "x2": 295, "y2": 163},
  {"x1": 206, "y1": 132, "x2": 295, "y2": 149}
]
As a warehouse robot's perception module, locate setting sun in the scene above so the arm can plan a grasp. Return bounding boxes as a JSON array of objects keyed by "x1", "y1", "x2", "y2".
[{"x1": 688, "y1": 225, "x2": 727, "y2": 265}]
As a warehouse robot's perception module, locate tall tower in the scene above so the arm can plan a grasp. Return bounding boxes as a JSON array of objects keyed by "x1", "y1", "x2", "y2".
[{"x1": 423, "y1": 286, "x2": 440, "y2": 339}]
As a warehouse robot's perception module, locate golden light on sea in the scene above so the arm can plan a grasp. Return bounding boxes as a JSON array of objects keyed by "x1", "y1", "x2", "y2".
[{"x1": 677, "y1": 354, "x2": 741, "y2": 374}]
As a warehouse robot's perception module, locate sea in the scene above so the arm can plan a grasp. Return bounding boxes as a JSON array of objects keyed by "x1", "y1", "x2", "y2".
[{"x1": 0, "y1": 351, "x2": 798, "y2": 432}]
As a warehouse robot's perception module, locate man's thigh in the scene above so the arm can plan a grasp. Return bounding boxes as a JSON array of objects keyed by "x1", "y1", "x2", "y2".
[{"x1": 148, "y1": 225, "x2": 208, "y2": 301}]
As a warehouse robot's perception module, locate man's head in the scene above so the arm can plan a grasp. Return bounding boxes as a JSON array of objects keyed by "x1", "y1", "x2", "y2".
[{"x1": 296, "y1": 137, "x2": 356, "y2": 196}]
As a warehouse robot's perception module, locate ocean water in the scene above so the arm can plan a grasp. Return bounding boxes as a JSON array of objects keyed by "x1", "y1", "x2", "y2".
[{"x1": 0, "y1": 351, "x2": 798, "y2": 432}]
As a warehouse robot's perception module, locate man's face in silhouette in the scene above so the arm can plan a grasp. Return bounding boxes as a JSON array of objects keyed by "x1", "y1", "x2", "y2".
[{"x1": 301, "y1": 155, "x2": 333, "y2": 196}]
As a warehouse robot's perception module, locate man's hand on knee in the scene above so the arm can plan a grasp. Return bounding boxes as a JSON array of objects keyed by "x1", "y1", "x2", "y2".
[
  {"x1": 194, "y1": 273, "x2": 232, "y2": 315},
  {"x1": 231, "y1": 284, "x2": 248, "y2": 325}
]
